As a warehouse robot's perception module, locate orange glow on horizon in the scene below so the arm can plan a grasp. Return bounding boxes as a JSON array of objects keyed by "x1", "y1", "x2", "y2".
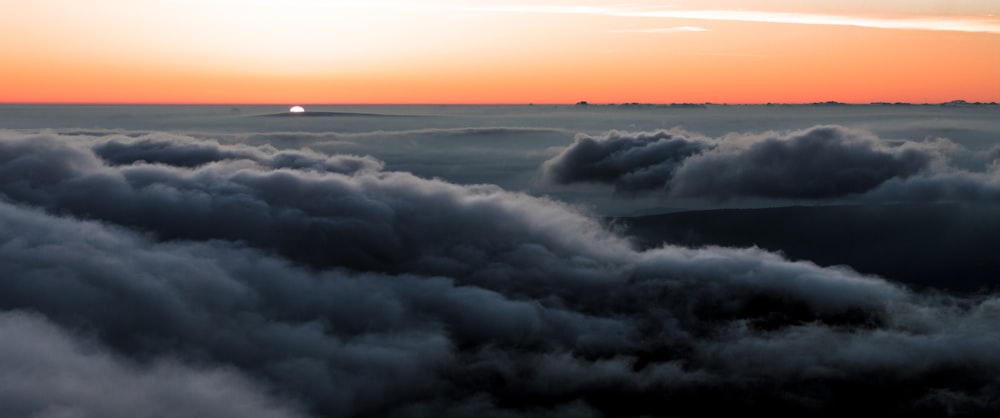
[{"x1": 2, "y1": 1, "x2": 998, "y2": 104}]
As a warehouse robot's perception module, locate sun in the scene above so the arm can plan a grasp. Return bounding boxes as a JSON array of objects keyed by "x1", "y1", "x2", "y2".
[{"x1": 289, "y1": 106, "x2": 305, "y2": 113}]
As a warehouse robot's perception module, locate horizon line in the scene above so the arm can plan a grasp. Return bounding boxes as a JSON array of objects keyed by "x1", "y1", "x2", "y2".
[{"x1": 1, "y1": 100, "x2": 996, "y2": 106}]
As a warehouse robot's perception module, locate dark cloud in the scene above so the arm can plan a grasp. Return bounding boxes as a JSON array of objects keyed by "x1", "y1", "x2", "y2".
[
  {"x1": 866, "y1": 170, "x2": 1000, "y2": 202},
  {"x1": 542, "y1": 129, "x2": 711, "y2": 191},
  {"x1": 91, "y1": 132, "x2": 384, "y2": 172},
  {"x1": 0, "y1": 311, "x2": 302, "y2": 418},
  {"x1": 670, "y1": 126, "x2": 935, "y2": 199},
  {"x1": 0, "y1": 130, "x2": 624, "y2": 281},
  {"x1": 3, "y1": 130, "x2": 1000, "y2": 416},
  {"x1": 617, "y1": 203, "x2": 1000, "y2": 292},
  {"x1": 543, "y1": 125, "x2": 974, "y2": 201},
  {"x1": 989, "y1": 145, "x2": 1000, "y2": 162},
  {"x1": 0, "y1": 198, "x2": 623, "y2": 416}
]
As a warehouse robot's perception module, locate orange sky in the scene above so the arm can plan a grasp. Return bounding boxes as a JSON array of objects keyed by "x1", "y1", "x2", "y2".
[{"x1": 2, "y1": 0, "x2": 998, "y2": 104}]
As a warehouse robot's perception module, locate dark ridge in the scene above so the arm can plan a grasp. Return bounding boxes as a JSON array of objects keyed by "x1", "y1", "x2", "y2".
[
  {"x1": 613, "y1": 203, "x2": 1000, "y2": 293},
  {"x1": 256, "y1": 111, "x2": 418, "y2": 118}
]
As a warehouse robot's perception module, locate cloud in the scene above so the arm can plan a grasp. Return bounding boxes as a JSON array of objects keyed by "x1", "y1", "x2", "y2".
[
  {"x1": 865, "y1": 170, "x2": 1000, "y2": 202},
  {"x1": 543, "y1": 125, "x2": 986, "y2": 201},
  {"x1": 628, "y1": 9, "x2": 1000, "y2": 34},
  {"x1": 3, "y1": 129, "x2": 1000, "y2": 415},
  {"x1": 0, "y1": 311, "x2": 302, "y2": 418},
  {"x1": 542, "y1": 129, "x2": 712, "y2": 192},
  {"x1": 0, "y1": 196, "x2": 623, "y2": 416},
  {"x1": 618, "y1": 202, "x2": 1000, "y2": 292},
  {"x1": 91, "y1": 133, "x2": 384, "y2": 173},
  {"x1": 669, "y1": 126, "x2": 935, "y2": 199},
  {"x1": 476, "y1": 4, "x2": 1000, "y2": 34},
  {"x1": 0, "y1": 130, "x2": 622, "y2": 277},
  {"x1": 610, "y1": 26, "x2": 709, "y2": 33}
]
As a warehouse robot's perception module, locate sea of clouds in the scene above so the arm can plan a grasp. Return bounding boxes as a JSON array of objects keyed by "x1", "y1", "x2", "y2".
[{"x1": 3, "y1": 125, "x2": 1000, "y2": 416}]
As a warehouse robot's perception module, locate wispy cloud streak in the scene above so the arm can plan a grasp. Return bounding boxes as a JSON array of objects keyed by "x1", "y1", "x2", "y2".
[
  {"x1": 633, "y1": 10, "x2": 1000, "y2": 34},
  {"x1": 476, "y1": 4, "x2": 1000, "y2": 34},
  {"x1": 611, "y1": 26, "x2": 709, "y2": 33}
]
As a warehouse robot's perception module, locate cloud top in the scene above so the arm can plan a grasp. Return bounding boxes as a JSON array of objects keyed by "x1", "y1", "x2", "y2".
[
  {"x1": 671, "y1": 126, "x2": 932, "y2": 199},
  {"x1": 543, "y1": 125, "x2": 994, "y2": 202},
  {"x1": 543, "y1": 129, "x2": 711, "y2": 192},
  {"x1": 3, "y1": 129, "x2": 1000, "y2": 416}
]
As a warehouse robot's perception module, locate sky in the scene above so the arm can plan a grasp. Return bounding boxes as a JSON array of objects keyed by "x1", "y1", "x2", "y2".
[{"x1": 2, "y1": 0, "x2": 999, "y2": 104}]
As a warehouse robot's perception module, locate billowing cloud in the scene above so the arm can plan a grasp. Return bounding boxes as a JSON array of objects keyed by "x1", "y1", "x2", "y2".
[
  {"x1": 0, "y1": 311, "x2": 302, "y2": 418},
  {"x1": 543, "y1": 129, "x2": 711, "y2": 192},
  {"x1": 865, "y1": 170, "x2": 1000, "y2": 202},
  {"x1": 543, "y1": 125, "x2": 989, "y2": 201},
  {"x1": 3, "y1": 129, "x2": 1000, "y2": 416},
  {"x1": 0, "y1": 130, "x2": 620, "y2": 277},
  {"x1": 91, "y1": 133, "x2": 384, "y2": 173},
  {"x1": 618, "y1": 202, "x2": 1000, "y2": 292},
  {"x1": 670, "y1": 126, "x2": 934, "y2": 199}
]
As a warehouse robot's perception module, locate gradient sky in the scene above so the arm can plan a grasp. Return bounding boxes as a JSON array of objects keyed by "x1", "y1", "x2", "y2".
[{"x1": 3, "y1": 0, "x2": 999, "y2": 104}]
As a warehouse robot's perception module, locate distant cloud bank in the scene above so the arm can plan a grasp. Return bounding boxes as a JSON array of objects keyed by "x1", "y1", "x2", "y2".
[{"x1": 544, "y1": 125, "x2": 1000, "y2": 202}]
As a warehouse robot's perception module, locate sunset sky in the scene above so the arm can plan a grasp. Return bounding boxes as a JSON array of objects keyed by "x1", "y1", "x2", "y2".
[{"x1": 3, "y1": 0, "x2": 999, "y2": 104}]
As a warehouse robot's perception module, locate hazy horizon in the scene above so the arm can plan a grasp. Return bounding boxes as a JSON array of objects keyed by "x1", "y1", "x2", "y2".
[{"x1": 3, "y1": 100, "x2": 998, "y2": 106}]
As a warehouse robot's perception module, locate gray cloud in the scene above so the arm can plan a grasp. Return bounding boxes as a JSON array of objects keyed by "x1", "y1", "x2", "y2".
[
  {"x1": 0, "y1": 198, "x2": 625, "y2": 416},
  {"x1": 0, "y1": 130, "x2": 625, "y2": 282},
  {"x1": 617, "y1": 202, "x2": 1000, "y2": 292},
  {"x1": 91, "y1": 133, "x2": 384, "y2": 173},
  {"x1": 3, "y1": 129, "x2": 1000, "y2": 416},
  {"x1": 866, "y1": 169, "x2": 1000, "y2": 202},
  {"x1": 671, "y1": 126, "x2": 935, "y2": 199},
  {"x1": 0, "y1": 311, "x2": 302, "y2": 418},
  {"x1": 542, "y1": 129, "x2": 711, "y2": 191},
  {"x1": 543, "y1": 125, "x2": 976, "y2": 201}
]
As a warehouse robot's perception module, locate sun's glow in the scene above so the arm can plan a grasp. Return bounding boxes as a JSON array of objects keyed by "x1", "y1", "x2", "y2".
[
  {"x1": 289, "y1": 106, "x2": 305, "y2": 113},
  {"x1": 1, "y1": 0, "x2": 998, "y2": 103}
]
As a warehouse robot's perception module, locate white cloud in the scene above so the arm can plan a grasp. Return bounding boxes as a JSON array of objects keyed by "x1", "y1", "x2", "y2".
[
  {"x1": 630, "y1": 9, "x2": 1000, "y2": 34},
  {"x1": 610, "y1": 26, "x2": 709, "y2": 33},
  {"x1": 472, "y1": 4, "x2": 1000, "y2": 34}
]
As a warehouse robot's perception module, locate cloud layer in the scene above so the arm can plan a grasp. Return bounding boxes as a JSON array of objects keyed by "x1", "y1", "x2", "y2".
[
  {"x1": 3, "y1": 130, "x2": 1000, "y2": 416},
  {"x1": 0, "y1": 311, "x2": 301, "y2": 418},
  {"x1": 544, "y1": 125, "x2": 1000, "y2": 202}
]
